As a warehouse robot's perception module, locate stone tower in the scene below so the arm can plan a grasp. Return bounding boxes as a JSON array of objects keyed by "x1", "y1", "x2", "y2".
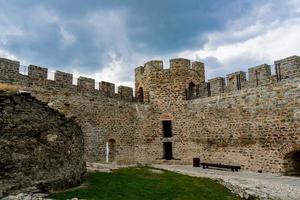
[
  {"x1": 135, "y1": 58, "x2": 205, "y2": 104},
  {"x1": 134, "y1": 58, "x2": 205, "y2": 163}
]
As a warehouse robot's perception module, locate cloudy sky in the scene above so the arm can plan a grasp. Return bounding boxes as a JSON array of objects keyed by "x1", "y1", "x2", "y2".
[{"x1": 1, "y1": 0, "x2": 300, "y2": 87}]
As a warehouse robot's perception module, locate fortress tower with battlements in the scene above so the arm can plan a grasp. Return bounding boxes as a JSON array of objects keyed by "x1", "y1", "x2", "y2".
[
  {"x1": 135, "y1": 58, "x2": 205, "y2": 103},
  {"x1": 0, "y1": 55, "x2": 300, "y2": 176}
]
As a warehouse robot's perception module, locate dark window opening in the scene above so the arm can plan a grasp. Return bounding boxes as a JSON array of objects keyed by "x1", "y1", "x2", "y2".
[
  {"x1": 163, "y1": 142, "x2": 173, "y2": 160},
  {"x1": 137, "y1": 87, "x2": 144, "y2": 102},
  {"x1": 189, "y1": 82, "x2": 196, "y2": 95},
  {"x1": 187, "y1": 82, "x2": 196, "y2": 100},
  {"x1": 162, "y1": 121, "x2": 172, "y2": 137}
]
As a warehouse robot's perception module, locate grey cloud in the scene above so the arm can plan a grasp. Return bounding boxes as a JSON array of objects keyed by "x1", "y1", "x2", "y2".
[{"x1": 0, "y1": 0, "x2": 299, "y2": 86}]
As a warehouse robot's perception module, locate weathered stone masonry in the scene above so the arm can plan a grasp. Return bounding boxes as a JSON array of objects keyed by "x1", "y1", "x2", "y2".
[
  {"x1": 0, "y1": 58, "x2": 139, "y2": 165},
  {"x1": 0, "y1": 55, "x2": 299, "y2": 176},
  {"x1": 135, "y1": 56, "x2": 300, "y2": 175},
  {"x1": 0, "y1": 92, "x2": 85, "y2": 194}
]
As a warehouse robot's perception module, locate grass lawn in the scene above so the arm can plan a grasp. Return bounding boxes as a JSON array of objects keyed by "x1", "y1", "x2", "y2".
[{"x1": 49, "y1": 167, "x2": 240, "y2": 200}]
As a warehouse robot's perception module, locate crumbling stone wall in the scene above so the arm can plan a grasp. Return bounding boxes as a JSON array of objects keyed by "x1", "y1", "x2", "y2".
[{"x1": 0, "y1": 92, "x2": 86, "y2": 195}]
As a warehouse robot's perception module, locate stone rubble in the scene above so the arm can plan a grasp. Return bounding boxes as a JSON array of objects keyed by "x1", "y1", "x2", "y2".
[
  {"x1": 1, "y1": 193, "x2": 84, "y2": 200},
  {"x1": 1, "y1": 193, "x2": 49, "y2": 200}
]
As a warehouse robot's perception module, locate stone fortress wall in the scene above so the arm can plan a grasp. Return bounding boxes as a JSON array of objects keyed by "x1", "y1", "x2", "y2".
[
  {"x1": 135, "y1": 56, "x2": 300, "y2": 175},
  {"x1": 0, "y1": 58, "x2": 141, "y2": 165},
  {"x1": 0, "y1": 55, "x2": 299, "y2": 176},
  {"x1": 185, "y1": 56, "x2": 300, "y2": 174},
  {"x1": 0, "y1": 58, "x2": 134, "y2": 101},
  {"x1": 134, "y1": 59, "x2": 206, "y2": 163}
]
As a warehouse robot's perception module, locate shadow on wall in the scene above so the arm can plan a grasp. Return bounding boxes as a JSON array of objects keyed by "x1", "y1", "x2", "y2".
[
  {"x1": 284, "y1": 151, "x2": 300, "y2": 176},
  {"x1": 137, "y1": 87, "x2": 144, "y2": 103}
]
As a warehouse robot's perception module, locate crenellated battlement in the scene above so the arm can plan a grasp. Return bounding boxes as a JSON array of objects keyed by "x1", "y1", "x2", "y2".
[
  {"x1": 225, "y1": 71, "x2": 247, "y2": 92},
  {"x1": 99, "y1": 81, "x2": 115, "y2": 97},
  {"x1": 170, "y1": 58, "x2": 191, "y2": 72},
  {"x1": 192, "y1": 55, "x2": 300, "y2": 100},
  {"x1": 275, "y1": 55, "x2": 300, "y2": 80},
  {"x1": 0, "y1": 58, "x2": 20, "y2": 80},
  {"x1": 134, "y1": 55, "x2": 300, "y2": 102},
  {"x1": 135, "y1": 58, "x2": 206, "y2": 103},
  {"x1": 2, "y1": 55, "x2": 299, "y2": 104},
  {"x1": 0, "y1": 57, "x2": 134, "y2": 102},
  {"x1": 28, "y1": 65, "x2": 48, "y2": 81},
  {"x1": 78, "y1": 76, "x2": 95, "y2": 91},
  {"x1": 140, "y1": 58, "x2": 205, "y2": 76},
  {"x1": 248, "y1": 64, "x2": 271, "y2": 87},
  {"x1": 143, "y1": 60, "x2": 163, "y2": 74},
  {"x1": 208, "y1": 77, "x2": 225, "y2": 96},
  {"x1": 55, "y1": 70, "x2": 73, "y2": 85}
]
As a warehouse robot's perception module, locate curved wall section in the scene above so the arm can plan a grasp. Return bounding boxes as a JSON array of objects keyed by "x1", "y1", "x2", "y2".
[{"x1": 0, "y1": 92, "x2": 86, "y2": 195}]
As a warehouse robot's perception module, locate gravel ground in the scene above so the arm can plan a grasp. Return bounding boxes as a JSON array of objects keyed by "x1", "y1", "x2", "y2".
[
  {"x1": 152, "y1": 164, "x2": 300, "y2": 200},
  {"x1": 86, "y1": 162, "x2": 137, "y2": 173}
]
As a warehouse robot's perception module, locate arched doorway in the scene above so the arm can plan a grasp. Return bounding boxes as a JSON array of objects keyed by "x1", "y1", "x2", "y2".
[
  {"x1": 137, "y1": 87, "x2": 144, "y2": 102},
  {"x1": 106, "y1": 139, "x2": 116, "y2": 163},
  {"x1": 283, "y1": 151, "x2": 300, "y2": 176}
]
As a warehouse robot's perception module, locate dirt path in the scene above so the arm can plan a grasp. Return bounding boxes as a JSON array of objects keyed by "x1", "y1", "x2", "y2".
[{"x1": 153, "y1": 164, "x2": 300, "y2": 200}]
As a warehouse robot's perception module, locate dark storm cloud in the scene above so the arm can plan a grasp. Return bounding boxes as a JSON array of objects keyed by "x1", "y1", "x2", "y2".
[{"x1": 0, "y1": 0, "x2": 299, "y2": 86}]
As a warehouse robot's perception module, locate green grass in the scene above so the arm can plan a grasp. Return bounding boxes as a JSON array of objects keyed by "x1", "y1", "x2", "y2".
[{"x1": 49, "y1": 167, "x2": 240, "y2": 200}]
